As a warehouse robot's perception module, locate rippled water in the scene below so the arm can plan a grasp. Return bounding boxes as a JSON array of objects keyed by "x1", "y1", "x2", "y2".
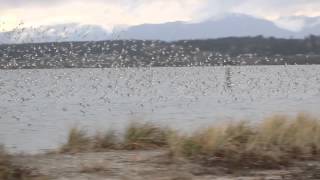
[{"x1": 1, "y1": 65, "x2": 320, "y2": 153}]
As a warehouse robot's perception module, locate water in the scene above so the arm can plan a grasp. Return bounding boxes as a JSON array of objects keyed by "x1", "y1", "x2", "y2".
[{"x1": 1, "y1": 65, "x2": 320, "y2": 153}]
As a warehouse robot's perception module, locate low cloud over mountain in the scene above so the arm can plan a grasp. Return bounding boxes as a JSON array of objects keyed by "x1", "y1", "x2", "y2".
[{"x1": 1, "y1": 14, "x2": 320, "y2": 44}]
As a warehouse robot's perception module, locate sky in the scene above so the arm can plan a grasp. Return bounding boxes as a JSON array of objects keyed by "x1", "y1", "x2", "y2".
[{"x1": 0, "y1": 0, "x2": 320, "y2": 32}]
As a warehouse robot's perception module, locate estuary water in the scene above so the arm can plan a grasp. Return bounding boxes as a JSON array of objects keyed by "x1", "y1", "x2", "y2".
[{"x1": 1, "y1": 65, "x2": 320, "y2": 153}]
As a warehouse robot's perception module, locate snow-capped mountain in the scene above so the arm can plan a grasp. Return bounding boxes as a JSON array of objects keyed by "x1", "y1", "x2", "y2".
[
  {"x1": 0, "y1": 23, "x2": 110, "y2": 44},
  {"x1": 1, "y1": 14, "x2": 320, "y2": 44}
]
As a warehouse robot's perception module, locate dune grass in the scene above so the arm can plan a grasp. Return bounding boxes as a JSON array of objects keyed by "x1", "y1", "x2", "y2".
[
  {"x1": 0, "y1": 145, "x2": 48, "y2": 180},
  {"x1": 168, "y1": 113, "x2": 320, "y2": 168},
  {"x1": 60, "y1": 114, "x2": 320, "y2": 168},
  {"x1": 60, "y1": 127, "x2": 92, "y2": 153},
  {"x1": 93, "y1": 130, "x2": 118, "y2": 150},
  {"x1": 61, "y1": 122, "x2": 170, "y2": 152},
  {"x1": 0, "y1": 145, "x2": 11, "y2": 180},
  {"x1": 123, "y1": 122, "x2": 170, "y2": 150}
]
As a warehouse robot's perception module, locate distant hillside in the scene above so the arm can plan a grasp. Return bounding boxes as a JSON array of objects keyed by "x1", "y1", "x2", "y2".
[
  {"x1": 1, "y1": 14, "x2": 320, "y2": 44},
  {"x1": 119, "y1": 14, "x2": 294, "y2": 41},
  {"x1": 1, "y1": 36, "x2": 320, "y2": 69}
]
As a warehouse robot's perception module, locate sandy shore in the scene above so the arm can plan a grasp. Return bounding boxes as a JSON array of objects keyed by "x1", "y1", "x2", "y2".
[{"x1": 9, "y1": 150, "x2": 320, "y2": 180}]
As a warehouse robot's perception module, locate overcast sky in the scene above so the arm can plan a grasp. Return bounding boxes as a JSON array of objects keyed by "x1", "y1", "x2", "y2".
[{"x1": 0, "y1": 0, "x2": 320, "y2": 32}]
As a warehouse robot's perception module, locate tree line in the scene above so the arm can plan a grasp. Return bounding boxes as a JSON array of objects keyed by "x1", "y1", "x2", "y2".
[{"x1": 0, "y1": 35, "x2": 320, "y2": 69}]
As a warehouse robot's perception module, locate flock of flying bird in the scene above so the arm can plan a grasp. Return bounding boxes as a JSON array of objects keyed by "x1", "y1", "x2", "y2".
[
  {"x1": 0, "y1": 24, "x2": 309, "y2": 69},
  {"x1": 0, "y1": 25, "x2": 319, "y2": 126}
]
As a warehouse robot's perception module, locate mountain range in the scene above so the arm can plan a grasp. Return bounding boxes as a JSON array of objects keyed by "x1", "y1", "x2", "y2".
[{"x1": 1, "y1": 14, "x2": 320, "y2": 44}]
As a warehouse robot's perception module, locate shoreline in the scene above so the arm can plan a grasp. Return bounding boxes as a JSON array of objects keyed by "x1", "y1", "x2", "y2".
[
  {"x1": 3, "y1": 113, "x2": 320, "y2": 179},
  {"x1": 7, "y1": 149, "x2": 320, "y2": 180}
]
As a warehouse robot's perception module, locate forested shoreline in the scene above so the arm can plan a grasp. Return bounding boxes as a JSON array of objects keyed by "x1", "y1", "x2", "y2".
[{"x1": 1, "y1": 35, "x2": 320, "y2": 69}]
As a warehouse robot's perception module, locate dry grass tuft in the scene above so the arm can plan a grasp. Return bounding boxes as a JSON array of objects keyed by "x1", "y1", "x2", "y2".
[
  {"x1": 0, "y1": 145, "x2": 11, "y2": 180},
  {"x1": 60, "y1": 122, "x2": 172, "y2": 153},
  {"x1": 59, "y1": 114, "x2": 320, "y2": 168},
  {"x1": 123, "y1": 122, "x2": 170, "y2": 150},
  {"x1": 169, "y1": 113, "x2": 320, "y2": 168},
  {"x1": 0, "y1": 146, "x2": 48, "y2": 180},
  {"x1": 93, "y1": 130, "x2": 118, "y2": 150},
  {"x1": 61, "y1": 127, "x2": 91, "y2": 153}
]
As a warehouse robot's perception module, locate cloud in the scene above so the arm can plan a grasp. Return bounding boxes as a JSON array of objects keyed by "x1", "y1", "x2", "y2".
[
  {"x1": 230, "y1": 0, "x2": 320, "y2": 30},
  {"x1": 0, "y1": 0, "x2": 320, "y2": 31},
  {"x1": 0, "y1": 0, "x2": 206, "y2": 31},
  {"x1": 0, "y1": 0, "x2": 65, "y2": 9},
  {"x1": 232, "y1": 0, "x2": 320, "y2": 18}
]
